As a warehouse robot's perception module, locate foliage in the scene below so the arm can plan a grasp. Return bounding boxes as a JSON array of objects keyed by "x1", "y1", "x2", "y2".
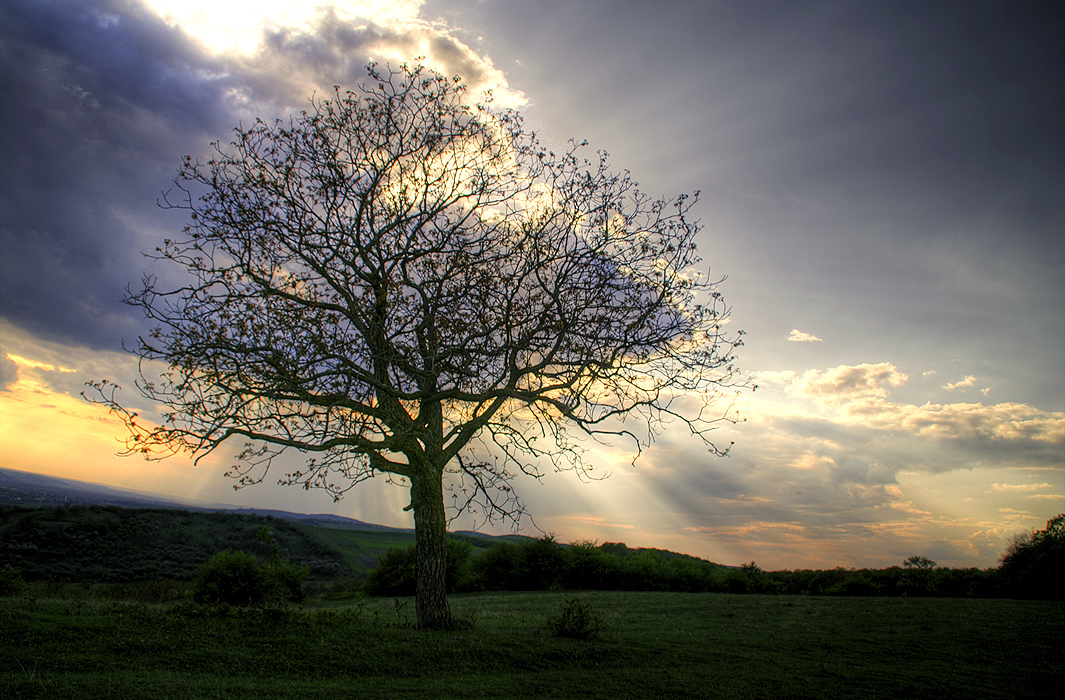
[
  {"x1": 546, "y1": 595, "x2": 601, "y2": 640},
  {"x1": 0, "y1": 565, "x2": 23, "y2": 595},
  {"x1": 191, "y1": 541, "x2": 308, "y2": 610},
  {"x1": 87, "y1": 61, "x2": 744, "y2": 629},
  {"x1": 256, "y1": 527, "x2": 309, "y2": 605},
  {"x1": 362, "y1": 538, "x2": 472, "y2": 596},
  {"x1": 192, "y1": 550, "x2": 269, "y2": 607},
  {"x1": 999, "y1": 514, "x2": 1065, "y2": 600}
]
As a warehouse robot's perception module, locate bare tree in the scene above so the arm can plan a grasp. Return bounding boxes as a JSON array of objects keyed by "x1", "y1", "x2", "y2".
[{"x1": 88, "y1": 63, "x2": 745, "y2": 629}]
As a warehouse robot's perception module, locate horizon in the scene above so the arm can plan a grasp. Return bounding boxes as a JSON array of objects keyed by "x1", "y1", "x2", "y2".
[
  {"x1": 7, "y1": 465, "x2": 1049, "y2": 571},
  {"x1": 1, "y1": 0, "x2": 1063, "y2": 571}
]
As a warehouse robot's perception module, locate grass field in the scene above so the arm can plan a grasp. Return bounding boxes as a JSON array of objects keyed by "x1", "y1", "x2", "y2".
[{"x1": 1, "y1": 591, "x2": 1060, "y2": 699}]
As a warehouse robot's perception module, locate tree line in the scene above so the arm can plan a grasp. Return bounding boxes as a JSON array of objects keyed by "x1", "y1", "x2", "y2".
[
  {"x1": 362, "y1": 514, "x2": 1063, "y2": 601},
  {"x1": 3, "y1": 506, "x2": 1059, "y2": 602}
]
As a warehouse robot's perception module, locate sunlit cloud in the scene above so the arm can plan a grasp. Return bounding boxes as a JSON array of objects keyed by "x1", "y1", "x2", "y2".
[
  {"x1": 0, "y1": 348, "x2": 17, "y2": 390},
  {"x1": 991, "y1": 482, "x2": 1054, "y2": 493},
  {"x1": 5, "y1": 354, "x2": 76, "y2": 374},
  {"x1": 751, "y1": 369, "x2": 796, "y2": 386},
  {"x1": 141, "y1": 0, "x2": 424, "y2": 56},
  {"x1": 834, "y1": 398, "x2": 1065, "y2": 444},
  {"x1": 944, "y1": 374, "x2": 978, "y2": 390},
  {"x1": 141, "y1": 0, "x2": 526, "y2": 108},
  {"x1": 790, "y1": 362, "x2": 908, "y2": 401},
  {"x1": 787, "y1": 329, "x2": 822, "y2": 342},
  {"x1": 989, "y1": 483, "x2": 1063, "y2": 502}
]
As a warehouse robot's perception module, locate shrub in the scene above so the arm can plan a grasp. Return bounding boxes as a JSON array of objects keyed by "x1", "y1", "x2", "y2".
[
  {"x1": 363, "y1": 546, "x2": 416, "y2": 596},
  {"x1": 192, "y1": 550, "x2": 267, "y2": 607},
  {"x1": 547, "y1": 596, "x2": 601, "y2": 640},
  {"x1": 363, "y1": 539, "x2": 472, "y2": 596},
  {"x1": 0, "y1": 566, "x2": 23, "y2": 595},
  {"x1": 256, "y1": 526, "x2": 308, "y2": 605},
  {"x1": 264, "y1": 558, "x2": 308, "y2": 605}
]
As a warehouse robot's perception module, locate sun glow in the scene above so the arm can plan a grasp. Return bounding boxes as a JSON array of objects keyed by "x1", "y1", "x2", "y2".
[{"x1": 141, "y1": 1, "x2": 424, "y2": 56}]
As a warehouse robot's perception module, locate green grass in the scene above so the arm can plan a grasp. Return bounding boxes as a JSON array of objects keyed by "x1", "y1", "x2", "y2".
[
  {"x1": 2, "y1": 591, "x2": 1061, "y2": 699},
  {"x1": 290, "y1": 523, "x2": 418, "y2": 575}
]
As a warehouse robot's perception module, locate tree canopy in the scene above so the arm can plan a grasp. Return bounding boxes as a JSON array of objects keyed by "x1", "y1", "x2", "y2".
[
  {"x1": 89, "y1": 63, "x2": 745, "y2": 628},
  {"x1": 998, "y1": 513, "x2": 1064, "y2": 599}
]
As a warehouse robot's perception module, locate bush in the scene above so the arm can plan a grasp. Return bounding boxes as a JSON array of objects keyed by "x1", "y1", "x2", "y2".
[
  {"x1": 0, "y1": 566, "x2": 23, "y2": 595},
  {"x1": 546, "y1": 596, "x2": 601, "y2": 640},
  {"x1": 192, "y1": 550, "x2": 267, "y2": 607},
  {"x1": 363, "y1": 539, "x2": 472, "y2": 596},
  {"x1": 265, "y1": 558, "x2": 308, "y2": 605},
  {"x1": 256, "y1": 526, "x2": 308, "y2": 605}
]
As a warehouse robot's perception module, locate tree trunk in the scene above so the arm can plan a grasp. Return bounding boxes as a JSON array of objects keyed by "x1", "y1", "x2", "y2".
[{"x1": 410, "y1": 471, "x2": 461, "y2": 630}]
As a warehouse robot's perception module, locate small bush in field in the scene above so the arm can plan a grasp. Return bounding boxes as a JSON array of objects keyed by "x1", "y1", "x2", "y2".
[
  {"x1": 0, "y1": 566, "x2": 23, "y2": 595},
  {"x1": 264, "y1": 558, "x2": 308, "y2": 605},
  {"x1": 547, "y1": 596, "x2": 601, "y2": 640},
  {"x1": 192, "y1": 550, "x2": 267, "y2": 607},
  {"x1": 256, "y1": 526, "x2": 308, "y2": 605}
]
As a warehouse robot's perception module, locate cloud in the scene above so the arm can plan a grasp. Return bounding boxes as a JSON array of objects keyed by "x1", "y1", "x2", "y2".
[
  {"x1": 990, "y1": 483, "x2": 1054, "y2": 493},
  {"x1": 0, "y1": 0, "x2": 525, "y2": 352},
  {"x1": 751, "y1": 370, "x2": 796, "y2": 386},
  {"x1": 787, "y1": 329, "x2": 822, "y2": 342},
  {"x1": 790, "y1": 362, "x2": 908, "y2": 401},
  {"x1": 0, "y1": 347, "x2": 17, "y2": 391},
  {"x1": 251, "y1": 10, "x2": 525, "y2": 108},
  {"x1": 738, "y1": 361, "x2": 1065, "y2": 489},
  {"x1": 944, "y1": 375, "x2": 978, "y2": 391},
  {"x1": 0, "y1": 0, "x2": 240, "y2": 349},
  {"x1": 834, "y1": 398, "x2": 1065, "y2": 445}
]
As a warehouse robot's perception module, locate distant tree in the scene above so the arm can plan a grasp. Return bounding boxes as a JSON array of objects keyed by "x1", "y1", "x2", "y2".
[
  {"x1": 87, "y1": 63, "x2": 744, "y2": 629},
  {"x1": 901, "y1": 555, "x2": 939, "y2": 596},
  {"x1": 903, "y1": 555, "x2": 937, "y2": 570},
  {"x1": 998, "y1": 514, "x2": 1064, "y2": 600}
]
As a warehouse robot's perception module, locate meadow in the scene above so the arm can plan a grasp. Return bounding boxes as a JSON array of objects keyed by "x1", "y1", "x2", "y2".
[{"x1": 2, "y1": 590, "x2": 1061, "y2": 699}]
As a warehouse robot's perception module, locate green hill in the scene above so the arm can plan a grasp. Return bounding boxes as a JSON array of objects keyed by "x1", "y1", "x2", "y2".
[{"x1": 0, "y1": 504, "x2": 517, "y2": 583}]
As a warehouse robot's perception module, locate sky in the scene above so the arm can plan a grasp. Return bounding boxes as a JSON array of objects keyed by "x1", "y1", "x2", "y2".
[{"x1": 1, "y1": 0, "x2": 1062, "y2": 570}]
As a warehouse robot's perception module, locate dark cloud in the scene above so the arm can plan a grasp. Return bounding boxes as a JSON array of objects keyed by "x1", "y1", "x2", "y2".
[
  {"x1": 1, "y1": 1, "x2": 529, "y2": 353},
  {"x1": 435, "y1": 0, "x2": 1065, "y2": 411},
  {"x1": 0, "y1": 0, "x2": 239, "y2": 349}
]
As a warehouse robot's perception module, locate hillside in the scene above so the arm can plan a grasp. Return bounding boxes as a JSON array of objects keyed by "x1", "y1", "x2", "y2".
[{"x1": 0, "y1": 466, "x2": 402, "y2": 531}]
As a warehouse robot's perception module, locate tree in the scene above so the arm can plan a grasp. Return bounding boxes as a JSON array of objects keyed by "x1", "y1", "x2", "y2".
[
  {"x1": 902, "y1": 555, "x2": 936, "y2": 570},
  {"x1": 87, "y1": 63, "x2": 745, "y2": 629},
  {"x1": 998, "y1": 513, "x2": 1064, "y2": 599}
]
